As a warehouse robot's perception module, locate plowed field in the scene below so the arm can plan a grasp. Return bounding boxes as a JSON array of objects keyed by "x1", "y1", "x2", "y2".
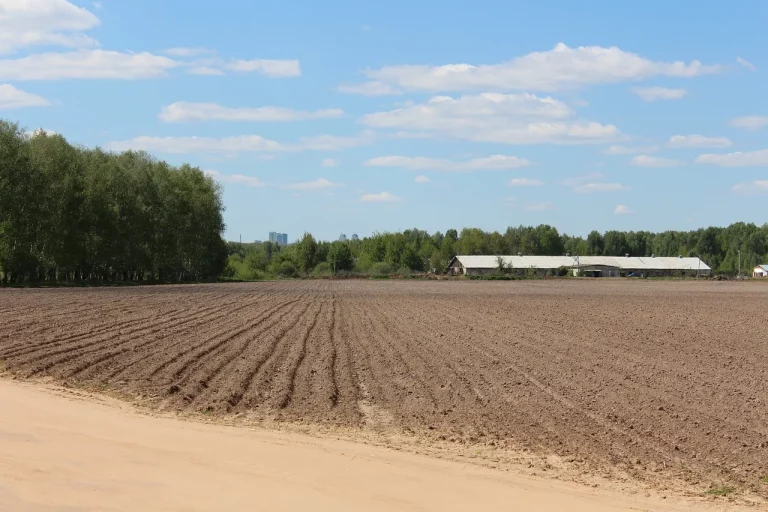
[{"x1": 1, "y1": 280, "x2": 767, "y2": 498}]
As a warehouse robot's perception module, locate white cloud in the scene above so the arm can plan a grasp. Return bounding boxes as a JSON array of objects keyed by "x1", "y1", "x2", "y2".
[
  {"x1": 337, "y1": 81, "x2": 402, "y2": 96},
  {"x1": 284, "y1": 178, "x2": 343, "y2": 191},
  {"x1": 525, "y1": 201, "x2": 554, "y2": 211},
  {"x1": 164, "y1": 47, "x2": 216, "y2": 57},
  {"x1": 695, "y1": 149, "x2": 768, "y2": 167},
  {"x1": 321, "y1": 158, "x2": 339, "y2": 167},
  {"x1": 631, "y1": 86, "x2": 687, "y2": 101},
  {"x1": 0, "y1": 84, "x2": 50, "y2": 108},
  {"x1": 0, "y1": 50, "x2": 178, "y2": 80},
  {"x1": 204, "y1": 170, "x2": 264, "y2": 187},
  {"x1": 573, "y1": 182, "x2": 630, "y2": 193},
  {"x1": 603, "y1": 144, "x2": 659, "y2": 155},
  {"x1": 187, "y1": 66, "x2": 225, "y2": 76},
  {"x1": 92, "y1": 1, "x2": 102, "y2": 9},
  {"x1": 614, "y1": 204, "x2": 633, "y2": 215},
  {"x1": 360, "y1": 192, "x2": 400, "y2": 203},
  {"x1": 732, "y1": 180, "x2": 768, "y2": 195},
  {"x1": 729, "y1": 116, "x2": 768, "y2": 131},
  {"x1": 630, "y1": 155, "x2": 686, "y2": 167},
  {"x1": 106, "y1": 131, "x2": 374, "y2": 154},
  {"x1": 736, "y1": 57, "x2": 756, "y2": 71},
  {"x1": 364, "y1": 154, "x2": 530, "y2": 172},
  {"x1": 360, "y1": 92, "x2": 619, "y2": 145},
  {"x1": 359, "y1": 43, "x2": 719, "y2": 93},
  {"x1": 159, "y1": 102, "x2": 344, "y2": 123},
  {"x1": 667, "y1": 134, "x2": 731, "y2": 149},
  {"x1": 414, "y1": 175, "x2": 430, "y2": 183},
  {"x1": 561, "y1": 172, "x2": 604, "y2": 187},
  {"x1": 509, "y1": 178, "x2": 543, "y2": 187},
  {"x1": 297, "y1": 131, "x2": 374, "y2": 151},
  {"x1": 0, "y1": 0, "x2": 100, "y2": 54},
  {"x1": 225, "y1": 59, "x2": 300, "y2": 77}
]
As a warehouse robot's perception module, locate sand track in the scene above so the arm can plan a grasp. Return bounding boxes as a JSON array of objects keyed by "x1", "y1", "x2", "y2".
[{"x1": 1, "y1": 280, "x2": 767, "y2": 500}]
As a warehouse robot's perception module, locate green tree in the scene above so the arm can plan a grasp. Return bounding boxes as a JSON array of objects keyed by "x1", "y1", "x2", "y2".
[{"x1": 296, "y1": 232, "x2": 318, "y2": 275}]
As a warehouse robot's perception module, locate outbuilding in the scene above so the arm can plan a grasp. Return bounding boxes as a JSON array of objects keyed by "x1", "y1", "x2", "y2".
[
  {"x1": 448, "y1": 255, "x2": 711, "y2": 277},
  {"x1": 754, "y1": 265, "x2": 768, "y2": 278}
]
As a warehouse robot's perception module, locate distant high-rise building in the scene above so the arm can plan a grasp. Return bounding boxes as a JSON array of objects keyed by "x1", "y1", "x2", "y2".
[
  {"x1": 269, "y1": 232, "x2": 288, "y2": 246},
  {"x1": 339, "y1": 233, "x2": 347, "y2": 242},
  {"x1": 351, "y1": 234, "x2": 359, "y2": 241}
]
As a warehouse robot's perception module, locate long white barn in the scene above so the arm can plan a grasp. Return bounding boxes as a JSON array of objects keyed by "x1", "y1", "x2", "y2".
[{"x1": 448, "y1": 255, "x2": 711, "y2": 277}]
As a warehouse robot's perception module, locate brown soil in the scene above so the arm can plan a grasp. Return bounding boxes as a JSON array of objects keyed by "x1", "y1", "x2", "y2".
[{"x1": 1, "y1": 280, "x2": 767, "y2": 501}]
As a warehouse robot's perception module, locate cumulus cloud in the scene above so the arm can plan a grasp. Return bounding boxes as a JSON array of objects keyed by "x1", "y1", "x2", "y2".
[
  {"x1": 204, "y1": 170, "x2": 264, "y2": 187},
  {"x1": 360, "y1": 92, "x2": 620, "y2": 145},
  {"x1": 0, "y1": 50, "x2": 179, "y2": 80},
  {"x1": 667, "y1": 134, "x2": 731, "y2": 149},
  {"x1": 284, "y1": 178, "x2": 343, "y2": 191},
  {"x1": 414, "y1": 175, "x2": 430, "y2": 183},
  {"x1": 573, "y1": 182, "x2": 630, "y2": 193},
  {"x1": 364, "y1": 154, "x2": 530, "y2": 172},
  {"x1": 695, "y1": 149, "x2": 768, "y2": 167},
  {"x1": 614, "y1": 204, "x2": 633, "y2": 215},
  {"x1": 631, "y1": 86, "x2": 687, "y2": 101},
  {"x1": 0, "y1": 0, "x2": 100, "y2": 54},
  {"x1": 225, "y1": 59, "x2": 301, "y2": 77},
  {"x1": 509, "y1": 178, "x2": 544, "y2": 187},
  {"x1": 729, "y1": 116, "x2": 768, "y2": 131},
  {"x1": 357, "y1": 43, "x2": 719, "y2": 93},
  {"x1": 603, "y1": 144, "x2": 659, "y2": 155},
  {"x1": 736, "y1": 57, "x2": 756, "y2": 71},
  {"x1": 337, "y1": 81, "x2": 402, "y2": 96},
  {"x1": 187, "y1": 66, "x2": 225, "y2": 76},
  {"x1": 560, "y1": 172, "x2": 604, "y2": 187},
  {"x1": 164, "y1": 47, "x2": 216, "y2": 57},
  {"x1": 360, "y1": 192, "x2": 400, "y2": 203},
  {"x1": 631, "y1": 155, "x2": 686, "y2": 167},
  {"x1": 321, "y1": 158, "x2": 339, "y2": 167},
  {"x1": 732, "y1": 180, "x2": 768, "y2": 195},
  {"x1": 106, "y1": 131, "x2": 374, "y2": 154},
  {"x1": 159, "y1": 102, "x2": 344, "y2": 122},
  {"x1": 0, "y1": 84, "x2": 50, "y2": 108}
]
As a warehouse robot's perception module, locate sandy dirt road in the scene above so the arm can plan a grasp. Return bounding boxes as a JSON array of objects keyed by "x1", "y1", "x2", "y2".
[{"x1": 0, "y1": 379, "x2": 747, "y2": 512}]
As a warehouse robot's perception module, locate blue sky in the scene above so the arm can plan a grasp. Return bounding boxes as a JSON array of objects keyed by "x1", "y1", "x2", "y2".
[{"x1": 1, "y1": 0, "x2": 766, "y2": 242}]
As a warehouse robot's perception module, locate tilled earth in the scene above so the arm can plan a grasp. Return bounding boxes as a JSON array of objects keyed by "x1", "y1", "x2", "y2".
[{"x1": 1, "y1": 280, "x2": 767, "y2": 497}]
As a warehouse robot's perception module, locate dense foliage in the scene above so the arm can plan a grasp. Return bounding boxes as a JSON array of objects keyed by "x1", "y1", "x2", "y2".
[
  {"x1": 0, "y1": 121, "x2": 227, "y2": 283},
  {"x1": 226, "y1": 222, "x2": 768, "y2": 279}
]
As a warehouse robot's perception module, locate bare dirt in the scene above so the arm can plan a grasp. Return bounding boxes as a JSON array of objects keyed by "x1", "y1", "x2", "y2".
[
  {"x1": 1, "y1": 280, "x2": 767, "y2": 504},
  {"x1": 3, "y1": 379, "x2": 748, "y2": 512}
]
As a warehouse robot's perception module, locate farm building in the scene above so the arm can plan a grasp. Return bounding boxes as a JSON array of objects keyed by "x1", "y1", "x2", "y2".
[
  {"x1": 754, "y1": 265, "x2": 768, "y2": 278},
  {"x1": 448, "y1": 255, "x2": 711, "y2": 277}
]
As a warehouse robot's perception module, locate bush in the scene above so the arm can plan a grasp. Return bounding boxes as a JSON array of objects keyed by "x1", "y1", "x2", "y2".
[
  {"x1": 312, "y1": 261, "x2": 332, "y2": 276},
  {"x1": 556, "y1": 266, "x2": 570, "y2": 277},
  {"x1": 276, "y1": 260, "x2": 297, "y2": 278},
  {"x1": 370, "y1": 262, "x2": 393, "y2": 276}
]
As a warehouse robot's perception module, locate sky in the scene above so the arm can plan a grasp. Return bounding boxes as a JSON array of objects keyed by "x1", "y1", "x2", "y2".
[{"x1": 1, "y1": 0, "x2": 767, "y2": 243}]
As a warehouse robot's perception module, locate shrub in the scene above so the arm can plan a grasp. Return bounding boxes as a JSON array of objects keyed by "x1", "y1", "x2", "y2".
[
  {"x1": 276, "y1": 261, "x2": 297, "y2": 278},
  {"x1": 370, "y1": 262, "x2": 393, "y2": 276},
  {"x1": 312, "y1": 261, "x2": 332, "y2": 276}
]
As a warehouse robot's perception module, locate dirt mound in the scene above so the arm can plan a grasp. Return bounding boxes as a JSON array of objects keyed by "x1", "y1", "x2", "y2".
[{"x1": 1, "y1": 280, "x2": 767, "y2": 499}]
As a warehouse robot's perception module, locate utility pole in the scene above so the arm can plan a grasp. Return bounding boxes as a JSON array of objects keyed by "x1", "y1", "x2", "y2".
[{"x1": 738, "y1": 250, "x2": 741, "y2": 280}]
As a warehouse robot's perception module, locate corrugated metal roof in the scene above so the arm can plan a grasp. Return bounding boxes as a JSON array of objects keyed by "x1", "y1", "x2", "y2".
[
  {"x1": 454, "y1": 255, "x2": 711, "y2": 271},
  {"x1": 757, "y1": 264, "x2": 768, "y2": 272}
]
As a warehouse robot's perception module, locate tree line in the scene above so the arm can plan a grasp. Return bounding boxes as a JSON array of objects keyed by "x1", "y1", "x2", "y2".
[
  {"x1": 0, "y1": 120, "x2": 227, "y2": 283},
  {"x1": 226, "y1": 222, "x2": 768, "y2": 279}
]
